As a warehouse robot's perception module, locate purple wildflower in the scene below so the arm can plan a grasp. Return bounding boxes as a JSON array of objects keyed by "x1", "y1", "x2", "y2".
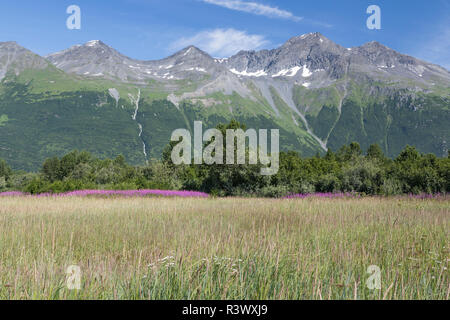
[{"x1": 33, "y1": 189, "x2": 209, "y2": 198}]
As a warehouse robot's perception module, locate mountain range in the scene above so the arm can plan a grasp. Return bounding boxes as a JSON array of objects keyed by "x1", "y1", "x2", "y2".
[{"x1": 0, "y1": 32, "x2": 449, "y2": 170}]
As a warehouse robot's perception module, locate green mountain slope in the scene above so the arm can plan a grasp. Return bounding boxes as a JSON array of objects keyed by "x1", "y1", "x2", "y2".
[{"x1": 0, "y1": 37, "x2": 449, "y2": 171}]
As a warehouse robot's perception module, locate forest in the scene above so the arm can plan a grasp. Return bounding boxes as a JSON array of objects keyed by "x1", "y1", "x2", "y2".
[{"x1": 1, "y1": 120, "x2": 449, "y2": 197}]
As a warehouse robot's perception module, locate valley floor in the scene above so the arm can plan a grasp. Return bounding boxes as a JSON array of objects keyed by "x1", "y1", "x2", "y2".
[{"x1": 0, "y1": 197, "x2": 448, "y2": 299}]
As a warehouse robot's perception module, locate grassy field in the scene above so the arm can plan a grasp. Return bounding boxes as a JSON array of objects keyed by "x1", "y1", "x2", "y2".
[{"x1": 0, "y1": 196, "x2": 448, "y2": 300}]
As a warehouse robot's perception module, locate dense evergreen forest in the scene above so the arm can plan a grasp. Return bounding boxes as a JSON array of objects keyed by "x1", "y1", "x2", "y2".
[{"x1": 0, "y1": 121, "x2": 449, "y2": 197}]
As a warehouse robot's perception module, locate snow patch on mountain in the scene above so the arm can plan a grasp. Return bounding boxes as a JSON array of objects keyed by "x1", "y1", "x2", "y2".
[
  {"x1": 229, "y1": 68, "x2": 267, "y2": 77},
  {"x1": 186, "y1": 67, "x2": 207, "y2": 73},
  {"x1": 272, "y1": 66, "x2": 302, "y2": 78},
  {"x1": 108, "y1": 88, "x2": 120, "y2": 107},
  {"x1": 302, "y1": 66, "x2": 312, "y2": 77},
  {"x1": 86, "y1": 40, "x2": 101, "y2": 47}
]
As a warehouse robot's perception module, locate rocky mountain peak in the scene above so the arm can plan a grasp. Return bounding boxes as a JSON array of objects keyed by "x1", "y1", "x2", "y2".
[
  {"x1": 224, "y1": 32, "x2": 346, "y2": 81},
  {"x1": 165, "y1": 45, "x2": 215, "y2": 65},
  {"x1": 0, "y1": 41, "x2": 49, "y2": 80},
  {"x1": 285, "y1": 32, "x2": 324, "y2": 44},
  {"x1": 45, "y1": 40, "x2": 140, "y2": 81},
  {"x1": 179, "y1": 45, "x2": 210, "y2": 57},
  {"x1": 41, "y1": 34, "x2": 450, "y2": 86},
  {"x1": 47, "y1": 40, "x2": 126, "y2": 62},
  {"x1": 84, "y1": 40, "x2": 103, "y2": 47},
  {"x1": 0, "y1": 41, "x2": 20, "y2": 47}
]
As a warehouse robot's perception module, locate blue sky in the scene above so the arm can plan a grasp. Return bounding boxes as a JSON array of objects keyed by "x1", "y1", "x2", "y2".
[{"x1": 0, "y1": 0, "x2": 449, "y2": 68}]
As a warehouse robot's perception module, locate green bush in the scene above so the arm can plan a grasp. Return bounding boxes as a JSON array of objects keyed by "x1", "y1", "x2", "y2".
[{"x1": 1, "y1": 120, "x2": 448, "y2": 197}]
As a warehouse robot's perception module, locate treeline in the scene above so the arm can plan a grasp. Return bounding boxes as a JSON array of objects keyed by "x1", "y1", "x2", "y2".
[{"x1": 0, "y1": 121, "x2": 449, "y2": 197}]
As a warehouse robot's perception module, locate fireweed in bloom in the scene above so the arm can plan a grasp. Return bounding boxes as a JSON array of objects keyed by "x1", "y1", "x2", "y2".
[
  {"x1": 59, "y1": 190, "x2": 209, "y2": 198},
  {"x1": 0, "y1": 191, "x2": 447, "y2": 199},
  {"x1": 406, "y1": 193, "x2": 448, "y2": 200},
  {"x1": 0, "y1": 190, "x2": 209, "y2": 198}
]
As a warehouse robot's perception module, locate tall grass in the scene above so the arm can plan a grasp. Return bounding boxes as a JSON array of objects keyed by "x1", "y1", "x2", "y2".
[{"x1": 0, "y1": 196, "x2": 448, "y2": 299}]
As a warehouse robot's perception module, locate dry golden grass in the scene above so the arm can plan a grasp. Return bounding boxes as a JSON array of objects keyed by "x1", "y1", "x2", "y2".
[{"x1": 0, "y1": 196, "x2": 448, "y2": 299}]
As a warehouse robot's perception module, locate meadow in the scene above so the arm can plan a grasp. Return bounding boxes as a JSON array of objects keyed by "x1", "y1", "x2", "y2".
[{"x1": 0, "y1": 195, "x2": 448, "y2": 300}]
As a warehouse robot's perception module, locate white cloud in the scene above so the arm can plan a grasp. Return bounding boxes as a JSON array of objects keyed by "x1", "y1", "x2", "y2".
[
  {"x1": 202, "y1": 0, "x2": 302, "y2": 22},
  {"x1": 170, "y1": 28, "x2": 269, "y2": 57}
]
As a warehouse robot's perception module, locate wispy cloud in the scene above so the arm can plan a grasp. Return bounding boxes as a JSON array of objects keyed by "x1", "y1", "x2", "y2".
[
  {"x1": 170, "y1": 28, "x2": 269, "y2": 57},
  {"x1": 202, "y1": 0, "x2": 302, "y2": 22},
  {"x1": 414, "y1": 24, "x2": 450, "y2": 70}
]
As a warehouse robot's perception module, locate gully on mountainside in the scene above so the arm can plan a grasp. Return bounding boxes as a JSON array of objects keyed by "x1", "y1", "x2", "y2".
[{"x1": 128, "y1": 89, "x2": 148, "y2": 163}]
